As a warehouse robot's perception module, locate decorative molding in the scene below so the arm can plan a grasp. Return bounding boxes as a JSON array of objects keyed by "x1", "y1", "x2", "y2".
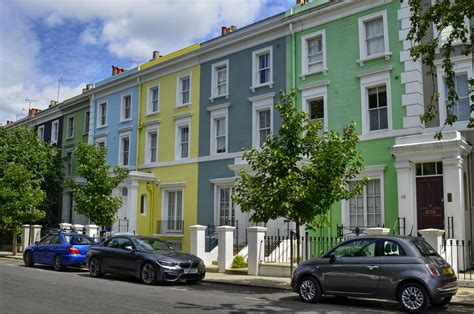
[
  {"x1": 356, "y1": 66, "x2": 392, "y2": 78},
  {"x1": 173, "y1": 112, "x2": 192, "y2": 120},
  {"x1": 207, "y1": 103, "x2": 231, "y2": 112},
  {"x1": 298, "y1": 80, "x2": 330, "y2": 91},
  {"x1": 248, "y1": 92, "x2": 276, "y2": 103}
]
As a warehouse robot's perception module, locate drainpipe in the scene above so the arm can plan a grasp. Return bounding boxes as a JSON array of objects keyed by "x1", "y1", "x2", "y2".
[
  {"x1": 135, "y1": 76, "x2": 141, "y2": 171},
  {"x1": 289, "y1": 22, "x2": 296, "y2": 89},
  {"x1": 146, "y1": 182, "x2": 154, "y2": 235}
]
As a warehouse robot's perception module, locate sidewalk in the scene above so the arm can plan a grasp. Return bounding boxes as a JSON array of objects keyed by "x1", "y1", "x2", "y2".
[
  {"x1": 203, "y1": 272, "x2": 474, "y2": 307},
  {"x1": 0, "y1": 251, "x2": 23, "y2": 260}
]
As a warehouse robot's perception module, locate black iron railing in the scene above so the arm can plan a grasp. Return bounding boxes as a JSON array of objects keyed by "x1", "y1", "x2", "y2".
[{"x1": 441, "y1": 239, "x2": 473, "y2": 281}]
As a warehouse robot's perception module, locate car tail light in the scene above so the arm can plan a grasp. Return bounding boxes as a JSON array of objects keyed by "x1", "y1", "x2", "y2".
[
  {"x1": 425, "y1": 264, "x2": 440, "y2": 276},
  {"x1": 69, "y1": 247, "x2": 80, "y2": 254}
]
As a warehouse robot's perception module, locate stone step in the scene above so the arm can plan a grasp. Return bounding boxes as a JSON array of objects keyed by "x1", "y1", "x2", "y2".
[
  {"x1": 225, "y1": 268, "x2": 248, "y2": 275},
  {"x1": 205, "y1": 265, "x2": 218, "y2": 273}
]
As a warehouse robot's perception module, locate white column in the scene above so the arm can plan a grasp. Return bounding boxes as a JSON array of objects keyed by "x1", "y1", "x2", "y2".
[
  {"x1": 395, "y1": 162, "x2": 416, "y2": 235},
  {"x1": 419, "y1": 228, "x2": 445, "y2": 254},
  {"x1": 59, "y1": 222, "x2": 72, "y2": 231},
  {"x1": 189, "y1": 225, "x2": 206, "y2": 258},
  {"x1": 85, "y1": 225, "x2": 99, "y2": 240},
  {"x1": 247, "y1": 226, "x2": 267, "y2": 276},
  {"x1": 22, "y1": 225, "x2": 31, "y2": 251},
  {"x1": 443, "y1": 157, "x2": 466, "y2": 240},
  {"x1": 216, "y1": 226, "x2": 235, "y2": 273},
  {"x1": 366, "y1": 227, "x2": 391, "y2": 236},
  {"x1": 31, "y1": 225, "x2": 42, "y2": 243}
]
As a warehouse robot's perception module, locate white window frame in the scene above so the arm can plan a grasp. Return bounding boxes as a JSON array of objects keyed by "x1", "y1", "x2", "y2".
[
  {"x1": 83, "y1": 111, "x2": 90, "y2": 135},
  {"x1": 341, "y1": 166, "x2": 385, "y2": 229},
  {"x1": 120, "y1": 93, "x2": 132, "y2": 122},
  {"x1": 97, "y1": 101, "x2": 108, "y2": 128},
  {"x1": 359, "y1": 70, "x2": 392, "y2": 134},
  {"x1": 37, "y1": 125, "x2": 45, "y2": 140},
  {"x1": 251, "y1": 46, "x2": 273, "y2": 92},
  {"x1": 65, "y1": 150, "x2": 73, "y2": 176},
  {"x1": 118, "y1": 131, "x2": 131, "y2": 167},
  {"x1": 210, "y1": 59, "x2": 229, "y2": 101},
  {"x1": 162, "y1": 187, "x2": 184, "y2": 234},
  {"x1": 175, "y1": 117, "x2": 191, "y2": 160},
  {"x1": 431, "y1": 0, "x2": 471, "y2": 47},
  {"x1": 67, "y1": 116, "x2": 75, "y2": 139},
  {"x1": 95, "y1": 136, "x2": 107, "y2": 148},
  {"x1": 51, "y1": 120, "x2": 59, "y2": 144},
  {"x1": 213, "y1": 182, "x2": 235, "y2": 226},
  {"x1": 176, "y1": 73, "x2": 192, "y2": 107},
  {"x1": 147, "y1": 83, "x2": 160, "y2": 114},
  {"x1": 210, "y1": 107, "x2": 229, "y2": 155},
  {"x1": 300, "y1": 30, "x2": 327, "y2": 79},
  {"x1": 145, "y1": 124, "x2": 159, "y2": 165},
  {"x1": 301, "y1": 83, "x2": 328, "y2": 132},
  {"x1": 250, "y1": 93, "x2": 274, "y2": 148},
  {"x1": 357, "y1": 10, "x2": 390, "y2": 66},
  {"x1": 436, "y1": 57, "x2": 473, "y2": 127}
]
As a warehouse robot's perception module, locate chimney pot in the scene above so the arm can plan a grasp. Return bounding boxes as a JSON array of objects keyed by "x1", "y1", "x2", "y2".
[
  {"x1": 221, "y1": 26, "x2": 229, "y2": 36},
  {"x1": 7, "y1": 120, "x2": 13, "y2": 125},
  {"x1": 28, "y1": 108, "x2": 41, "y2": 117},
  {"x1": 230, "y1": 25, "x2": 237, "y2": 32},
  {"x1": 112, "y1": 65, "x2": 117, "y2": 76},
  {"x1": 296, "y1": 0, "x2": 308, "y2": 5},
  {"x1": 152, "y1": 51, "x2": 161, "y2": 60}
]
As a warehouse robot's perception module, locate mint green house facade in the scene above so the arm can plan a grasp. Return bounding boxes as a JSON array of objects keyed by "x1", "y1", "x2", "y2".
[{"x1": 287, "y1": 1, "x2": 407, "y2": 236}]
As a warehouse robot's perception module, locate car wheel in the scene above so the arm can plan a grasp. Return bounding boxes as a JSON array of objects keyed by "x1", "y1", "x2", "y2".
[
  {"x1": 141, "y1": 262, "x2": 157, "y2": 285},
  {"x1": 399, "y1": 282, "x2": 429, "y2": 313},
  {"x1": 432, "y1": 296, "x2": 452, "y2": 307},
  {"x1": 89, "y1": 257, "x2": 104, "y2": 278},
  {"x1": 298, "y1": 276, "x2": 322, "y2": 303},
  {"x1": 53, "y1": 255, "x2": 66, "y2": 271},
  {"x1": 24, "y1": 252, "x2": 34, "y2": 267}
]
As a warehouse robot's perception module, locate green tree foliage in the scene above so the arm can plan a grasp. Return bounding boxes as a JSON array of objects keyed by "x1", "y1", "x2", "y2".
[
  {"x1": 406, "y1": 0, "x2": 473, "y2": 138},
  {"x1": 69, "y1": 143, "x2": 128, "y2": 236},
  {"x1": 232, "y1": 89, "x2": 367, "y2": 260},
  {"x1": 0, "y1": 126, "x2": 57, "y2": 255}
]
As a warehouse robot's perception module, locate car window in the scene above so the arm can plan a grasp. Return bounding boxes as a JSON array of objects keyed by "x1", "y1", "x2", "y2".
[
  {"x1": 334, "y1": 239, "x2": 377, "y2": 257},
  {"x1": 105, "y1": 238, "x2": 134, "y2": 250},
  {"x1": 38, "y1": 235, "x2": 53, "y2": 244},
  {"x1": 382, "y1": 240, "x2": 406, "y2": 256},
  {"x1": 412, "y1": 238, "x2": 438, "y2": 256},
  {"x1": 65, "y1": 235, "x2": 93, "y2": 245},
  {"x1": 135, "y1": 238, "x2": 174, "y2": 251},
  {"x1": 49, "y1": 235, "x2": 61, "y2": 245}
]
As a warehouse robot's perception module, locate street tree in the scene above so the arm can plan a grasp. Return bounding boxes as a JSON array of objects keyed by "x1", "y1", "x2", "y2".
[
  {"x1": 232, "y1": 89, "x2": 367, "y2": 260},
  {"x1": 405, "y1": 0, "x2": 473, "y2": 138},
  {"x1": 0, "y1": 126, "x2": 57, "y2": 255},
  {"x1": 69, "y1": 143, "x2": 128, "y2": 237}
]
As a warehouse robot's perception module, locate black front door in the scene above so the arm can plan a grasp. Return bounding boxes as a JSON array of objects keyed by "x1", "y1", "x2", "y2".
[{"x1": 416, "y1": 176, "x2": 444, "y2": 231}]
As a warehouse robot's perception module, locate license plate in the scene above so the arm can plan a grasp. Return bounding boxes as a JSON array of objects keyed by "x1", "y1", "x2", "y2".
[
  {"x1": 184, "y1": 268, "x2": 198, "y2": 274},
  {"x1": 442, "y1": 267, "x2": 454, "y2": 276}
]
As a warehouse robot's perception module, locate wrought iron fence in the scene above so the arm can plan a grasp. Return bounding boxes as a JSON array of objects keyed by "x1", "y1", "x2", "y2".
[
  {"x1": 156, "y1": 220, "x2": 184, "y2": 235},
  {"x1": 440, "y1": 239, "x2": 473, "y2": 281}
]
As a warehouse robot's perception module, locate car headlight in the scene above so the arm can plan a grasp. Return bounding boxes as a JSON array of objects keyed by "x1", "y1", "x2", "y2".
[{"x1": 156, "y1": 260, "x2": 180, "y2": 270}]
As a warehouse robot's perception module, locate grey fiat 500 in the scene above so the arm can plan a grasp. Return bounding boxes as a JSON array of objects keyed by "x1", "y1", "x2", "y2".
[{"x1": 291, "y1": 236, "x2": 457, "y2": 313}]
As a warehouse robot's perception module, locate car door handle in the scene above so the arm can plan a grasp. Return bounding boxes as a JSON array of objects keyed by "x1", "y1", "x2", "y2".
[{"x1": 367, "y1": 265, "x2": 379, "y2": 270}]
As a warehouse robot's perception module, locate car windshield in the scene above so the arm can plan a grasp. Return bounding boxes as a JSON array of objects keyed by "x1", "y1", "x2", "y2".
[
  {"x1": 135, "y1": 238, "x2": 173, "y2": 251},
  {"x1": 64, "y1": 235, "x2": 93, "y2": 245},
  {"x1": 412, "y1": 238, "x2": 438, "y2": 256}
]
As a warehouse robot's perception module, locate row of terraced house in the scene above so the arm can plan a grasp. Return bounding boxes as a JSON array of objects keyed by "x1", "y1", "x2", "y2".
[{"x1": 5, "y1": 0, "x2": 473, "y2": 252}]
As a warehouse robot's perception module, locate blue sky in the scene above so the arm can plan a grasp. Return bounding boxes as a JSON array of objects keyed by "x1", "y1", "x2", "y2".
[{"x1": 0, "y1": 0, "x2": 294, "y2": 124}]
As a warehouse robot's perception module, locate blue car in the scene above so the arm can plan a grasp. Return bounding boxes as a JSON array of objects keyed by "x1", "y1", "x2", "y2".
[{"x1": 23, "y1": 231, "x2": 94, "y2": 271}]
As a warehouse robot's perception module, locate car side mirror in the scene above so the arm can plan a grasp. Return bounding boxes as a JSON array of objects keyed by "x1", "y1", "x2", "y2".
[{"x1": 329, "y1": 252, "x2": 336, "y2": 263}]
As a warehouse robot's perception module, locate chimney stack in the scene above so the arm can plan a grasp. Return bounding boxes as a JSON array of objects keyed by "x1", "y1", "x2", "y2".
[
  {"x1": 152, "y1": 51, "x2": 162, "y2": 60},
  {"x1": 221, "y1": 25, "x2": 237, "y2": 36},
  {"x1": 6, "y1": 120, "x2": 13, "y2": 125},
  {"x1": 28, "y1": 108, "x2": 41, "y2": 117},
  {"x1": 296, "y1": 0, "x2": 308, "y2": 5},
  {"x1": 112, "y1": 65, "x2": 126, "y2": 76},
  {"x1": 82, "y1": 83, "x2": 93, "y2": 93},
  {"x1": 49, "y1": 100, "x2": 58, "y2": 108}
]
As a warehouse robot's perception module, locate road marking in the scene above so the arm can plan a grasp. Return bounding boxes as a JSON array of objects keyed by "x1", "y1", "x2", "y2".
[
  {"x1": 244, "y1": 297, "x2": 263, "y2": 301},
  {"x1": 170, "y1": 287, "x2": 188, "y2": 292}
]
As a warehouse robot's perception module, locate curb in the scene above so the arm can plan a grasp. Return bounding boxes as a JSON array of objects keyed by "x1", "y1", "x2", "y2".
[{"x1": 202, "y1": 279, "x2": 292, "y2": 292}]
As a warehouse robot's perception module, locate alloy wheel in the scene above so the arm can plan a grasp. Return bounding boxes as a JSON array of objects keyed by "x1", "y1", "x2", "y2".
[
  {"x1": 53, "y1": 255, "x2": 64, "y2": 271},
  {"x1": 141, "y1": 263, "x2": 155, "y2": 284},
  {"x1": 401, "y1": 286, "x2": 424, "y2": 311},
  {"x1": 300, "y1": 279, "x2": 317, "y2": 301},
  {"x1": 89, "y1": 258, "x2": 99, "y2": 276}
]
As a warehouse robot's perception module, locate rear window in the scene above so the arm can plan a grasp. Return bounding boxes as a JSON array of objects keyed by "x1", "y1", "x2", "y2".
[
  {"x1": 65, "y1": 235, "x2": 93, "y2": 245},
  {"x1": 412, "y1": 238, "x2": 438, "y2": 256}
]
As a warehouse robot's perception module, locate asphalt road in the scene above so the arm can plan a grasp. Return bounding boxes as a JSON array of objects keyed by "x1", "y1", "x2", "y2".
[{"x1": 0, "y1": 258, "x2": 471, "y2": 313}]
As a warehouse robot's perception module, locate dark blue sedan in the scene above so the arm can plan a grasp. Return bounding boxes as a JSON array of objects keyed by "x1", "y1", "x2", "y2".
[{"x1": 23, "y1": 231, "x2": 94, "y2": 271}]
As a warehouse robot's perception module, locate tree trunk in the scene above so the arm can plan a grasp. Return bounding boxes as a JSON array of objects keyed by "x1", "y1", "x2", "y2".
[
  {"x1": 12, "y1": 228, "x2": 17, "y2": 256},
  {"x1": 295, "y1": 221, "x2": 300, "y2": 264}
]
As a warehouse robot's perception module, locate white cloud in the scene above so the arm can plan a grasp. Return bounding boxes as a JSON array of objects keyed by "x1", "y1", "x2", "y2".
[{"x1": 0, "y1": 0, "x2": 279, "y2": 124}]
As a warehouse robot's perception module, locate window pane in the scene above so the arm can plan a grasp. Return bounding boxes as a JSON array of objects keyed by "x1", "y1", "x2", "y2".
[
  {"x1": 334, "y1": 239, "x2": 377, "y2": 257},
  {"x1": 383, "y1": 241, "x2": 406, "y2": 256},
  {"x1": 369, "y1": 110, "x2": 379, "y2": 131},
  {"x1": 379, "y1": 107, "x2": 388, "y2": 129},
  {"x1": 422, "y1": 162, "x2": 436, "y2": 176},
  {"x1": 368, "y1": 88, "x2": 379, "y2": 109},
  {"x1": 309, "y1": 99, "x2": 324, "y2": 120}
]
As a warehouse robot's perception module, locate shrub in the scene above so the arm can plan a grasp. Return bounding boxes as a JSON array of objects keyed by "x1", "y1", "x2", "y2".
[{"x1": 231, "y1": 254, "x2": 248, "y2": 268}]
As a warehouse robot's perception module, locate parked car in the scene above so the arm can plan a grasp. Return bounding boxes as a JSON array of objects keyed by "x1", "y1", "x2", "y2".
[
  {"x1": 23, "y1": 231, "x2": 94, "y2": 271},
  {"x1": 86, "y1": 235, "x2": 205, "y2": 285},
  {"x1": 291, "y1": 236, "x2": 457, "y2": 313}
]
